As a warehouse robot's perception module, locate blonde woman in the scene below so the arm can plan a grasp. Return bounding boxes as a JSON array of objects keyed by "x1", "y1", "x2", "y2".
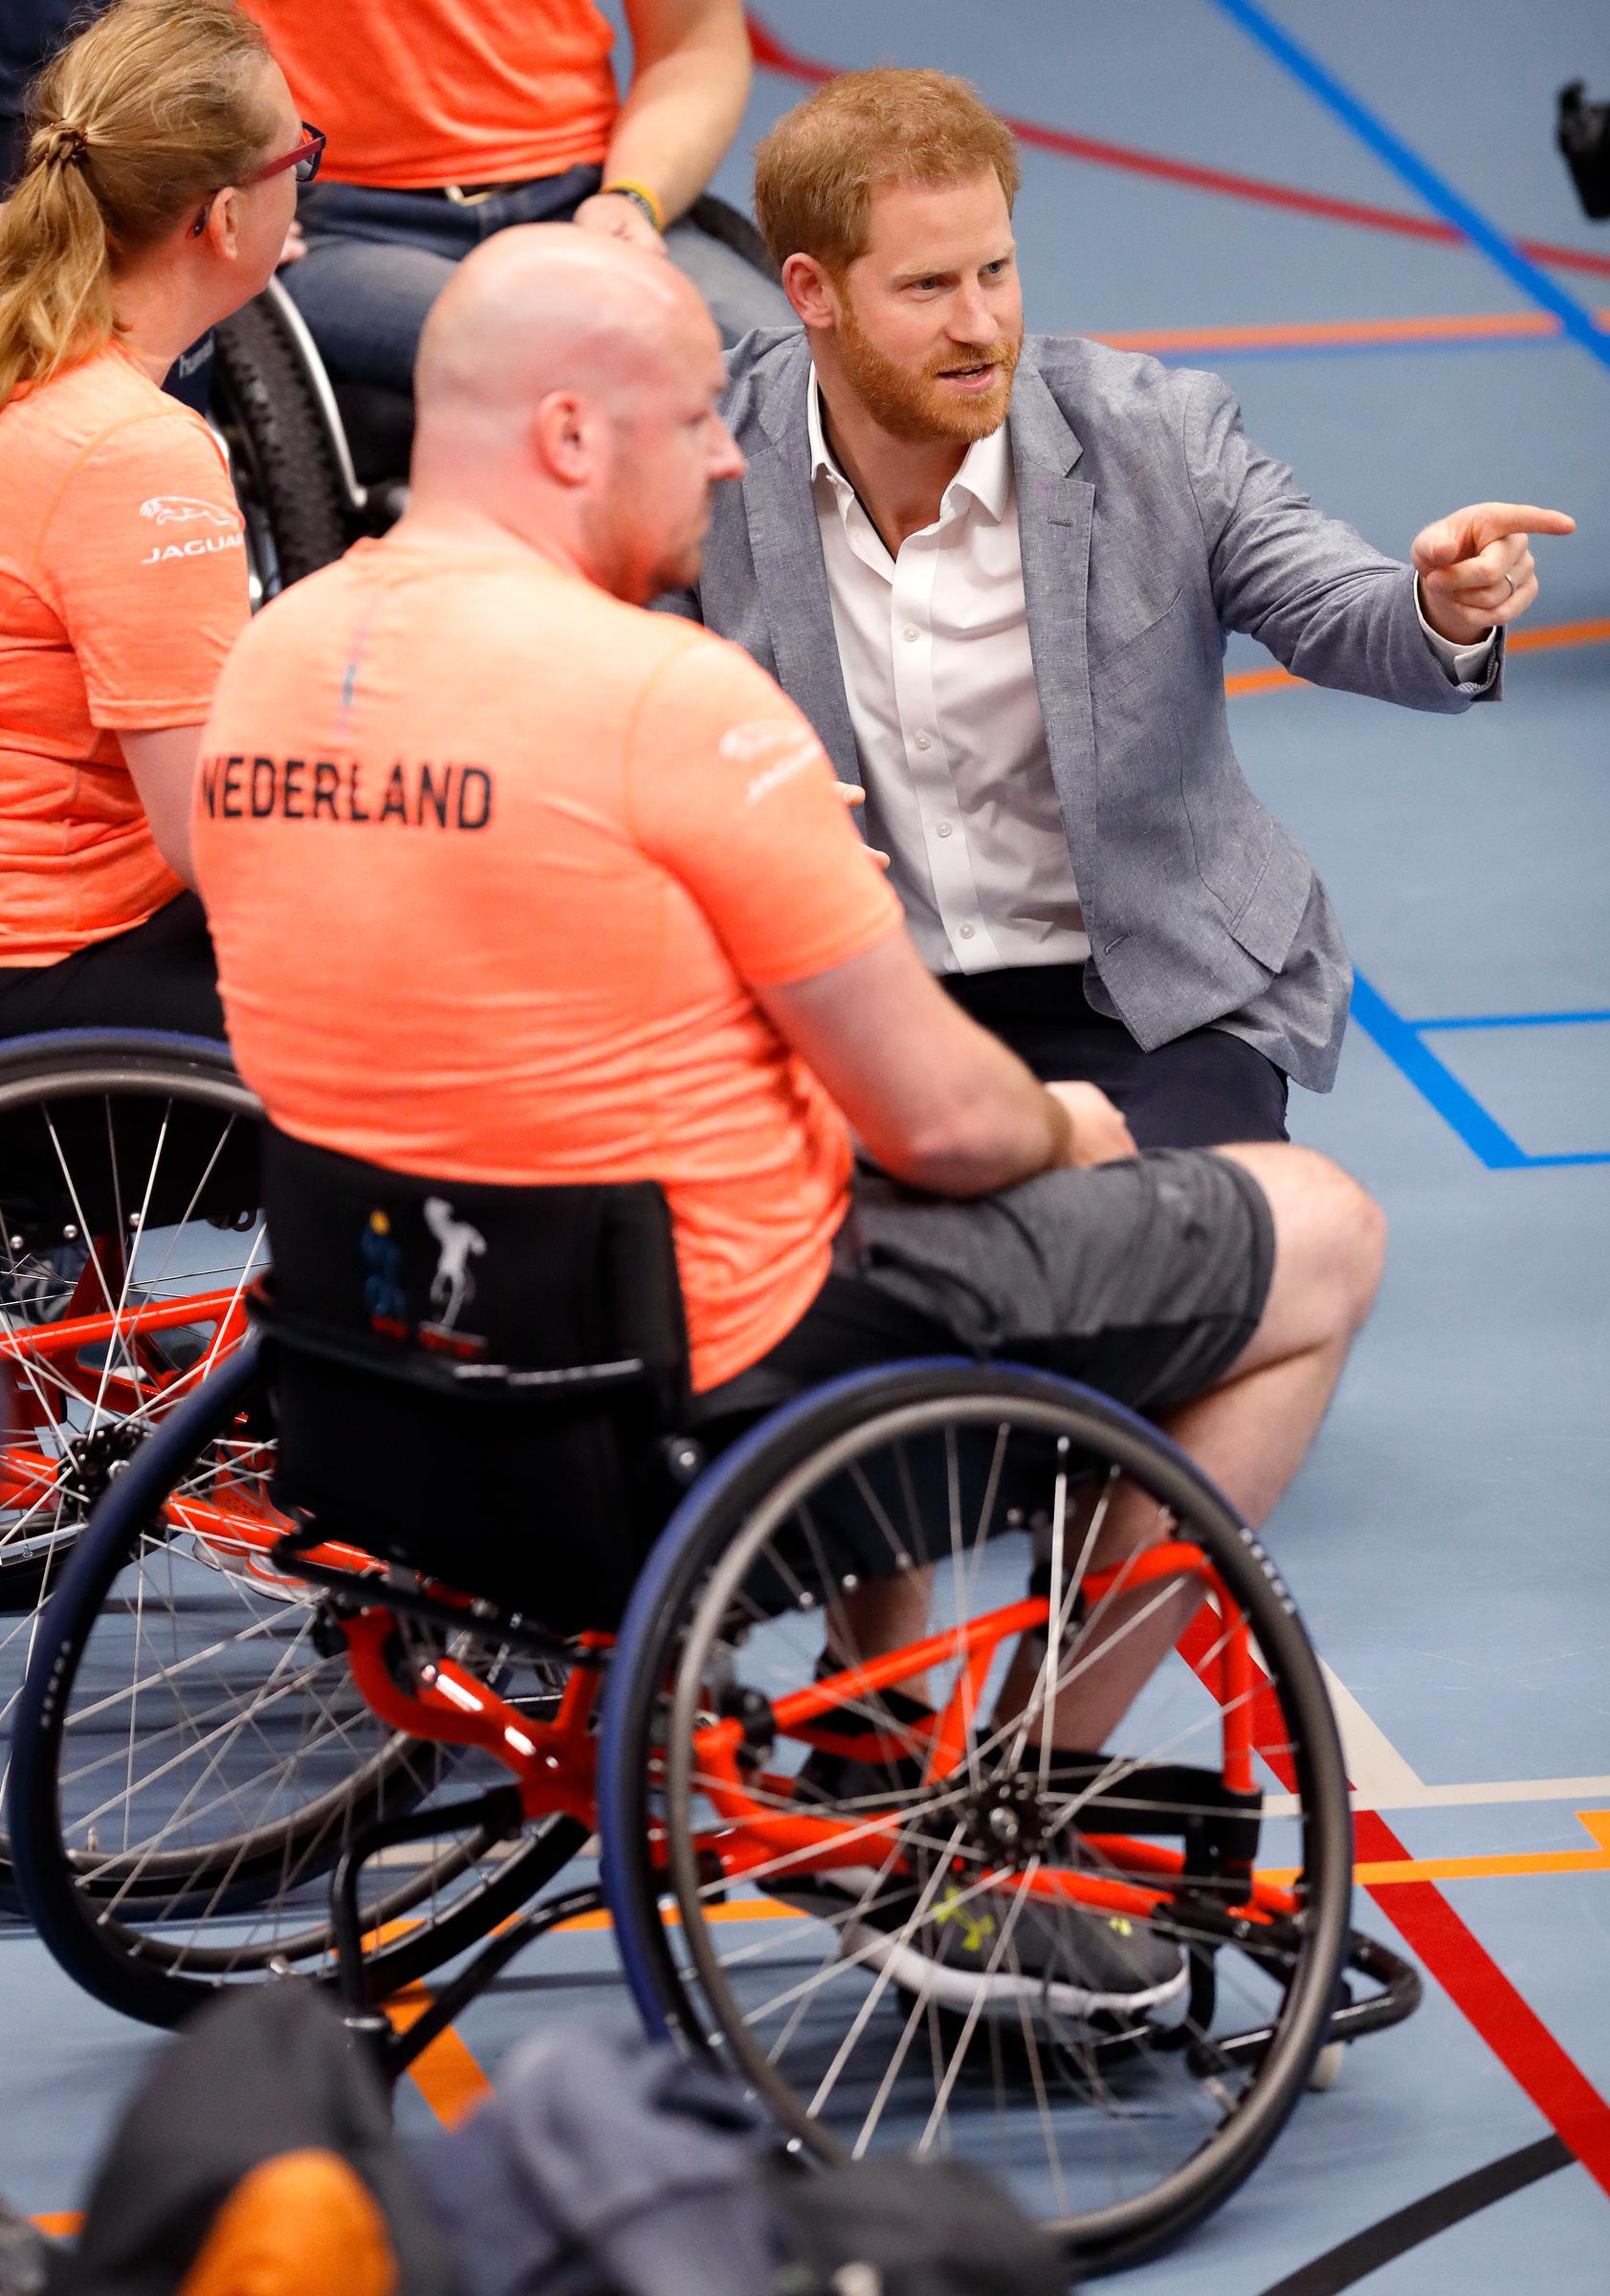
[{"x1": 0, "y1": 0, "x2": 313, "y2": 1038}]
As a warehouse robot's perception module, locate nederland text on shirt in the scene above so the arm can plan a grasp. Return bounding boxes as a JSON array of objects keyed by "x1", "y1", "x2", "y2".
[{"x1": 198, "y1": 754, "x2": 495, "y2": 829}]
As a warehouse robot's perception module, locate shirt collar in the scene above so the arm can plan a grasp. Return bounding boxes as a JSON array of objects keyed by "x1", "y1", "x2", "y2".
[{"x1": 806, "y1": 368, "x2": 1013, "y2": 525}]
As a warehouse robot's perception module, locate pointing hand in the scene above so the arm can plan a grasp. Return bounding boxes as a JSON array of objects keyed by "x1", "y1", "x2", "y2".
[{"x1": 1411, "y1": 501, "x2": 1575, "y2": 645}]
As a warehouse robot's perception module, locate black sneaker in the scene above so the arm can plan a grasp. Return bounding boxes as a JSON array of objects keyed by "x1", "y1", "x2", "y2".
[
  {"x1": 766, "y1": 1688, "x2": 938, "y2": 1916},
  {"x1": 844, "y1": 1876, "x2": 1187, "y2": 2020},
  {"x1": 783, "y1": 1706, "x2": 1186, "y2": 2018}
]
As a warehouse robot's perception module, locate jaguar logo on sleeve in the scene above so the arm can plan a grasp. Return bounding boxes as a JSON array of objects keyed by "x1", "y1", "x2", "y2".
[
  {"x1": 139, "y1": 495, "x2": 246, "y2": 563},
  {"x1": 140, "y1": 495, "x2": 242, "y2": 529}
]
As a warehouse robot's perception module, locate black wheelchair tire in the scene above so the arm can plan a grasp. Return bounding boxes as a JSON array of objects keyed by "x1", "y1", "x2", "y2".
[
  {"x1": 211, "y1": 293, "x2": 349, "y2": 596},
  {"x1": 686, "y1": 192, "x2": 782, "y2": 280},
  {"x1": 7, "y1": 1340, "x2": 587, "y2": 2027},
  {"x1": 599, "y1": 1360, "x2": 1355, "y2": 2275},
  {"x1": 0, "y1": 1029, "x2": 259, "y2": 1618}
]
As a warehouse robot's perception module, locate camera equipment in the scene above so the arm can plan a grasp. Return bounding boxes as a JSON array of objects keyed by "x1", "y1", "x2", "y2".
[{"x1": 1557, "y1": 80, "x2": 1610, "y2": 221}]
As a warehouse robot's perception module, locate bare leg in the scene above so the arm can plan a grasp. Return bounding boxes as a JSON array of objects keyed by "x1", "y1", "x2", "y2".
[
  {"x1": 826, "y1": 1567, "x2": 934, "y2": 1703},
  {"x1": 997, "y1": 1142, "x2": 1386, "y2": 1750}
]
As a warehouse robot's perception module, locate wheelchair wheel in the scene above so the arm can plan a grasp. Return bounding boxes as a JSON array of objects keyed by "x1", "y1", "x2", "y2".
[
  {"x1": 8, "y1": 1340, "x2": 584, "y2": 2027},
  {"x1": 599, "y1": 1362, "x2": 1353, "y2": 2274},
  {"x1": 0, "y1": 1031, "x2": 268, "y2": 1894},
  {"x1": 211, "y1": 291, "x2": 349, "y2": 601}
]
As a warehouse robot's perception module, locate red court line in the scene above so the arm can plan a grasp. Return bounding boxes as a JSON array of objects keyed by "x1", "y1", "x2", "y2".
[
  {"x1": 1175, "y1": 1612, "x2": 1610, "y2": 2198},
  {"x1": 744, "y1": 12, "x2": 1610, "y2": 284}
]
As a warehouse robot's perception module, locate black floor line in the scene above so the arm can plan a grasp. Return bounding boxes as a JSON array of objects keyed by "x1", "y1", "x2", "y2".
[{"x1": 1255, "y1": 2135, "x2": 1575, "y2": 2295}]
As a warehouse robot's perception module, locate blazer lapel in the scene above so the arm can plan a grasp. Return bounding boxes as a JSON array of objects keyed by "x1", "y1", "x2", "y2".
[
  {"x1": 743, "y1": 339, "x2": 862, "y2": 785},
  {"x1": 1009, "y1": 353, "x2": 1097, "y2": 897}
]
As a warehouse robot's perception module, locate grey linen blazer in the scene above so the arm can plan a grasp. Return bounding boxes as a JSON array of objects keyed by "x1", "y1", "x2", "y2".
[{"x1": 658, "y1": 328, "x2": 1501, "y2": 1093}]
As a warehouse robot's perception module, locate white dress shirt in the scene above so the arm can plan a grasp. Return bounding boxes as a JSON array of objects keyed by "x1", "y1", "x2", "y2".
[{"x1": 807, "y1": 373, "x2": 1493, "y2": 978}]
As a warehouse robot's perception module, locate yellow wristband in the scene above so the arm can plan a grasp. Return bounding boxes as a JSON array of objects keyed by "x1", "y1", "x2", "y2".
[{"x1": 599, "y1": 178, "x2": 664, "y2": 232}]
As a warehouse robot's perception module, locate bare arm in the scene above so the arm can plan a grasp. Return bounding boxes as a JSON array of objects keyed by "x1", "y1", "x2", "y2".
[
  {"x1": 757, "y1": 928, "x2": 1118, "y2": 1197},
  {"x1": 122, "y1": 725, "x2": 203, "y2": 889},
  {"x1": 603, "y1": 0, "x2": 751, "y2": 227}
]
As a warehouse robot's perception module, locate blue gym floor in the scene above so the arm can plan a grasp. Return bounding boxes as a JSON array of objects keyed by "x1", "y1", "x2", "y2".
[{"x1": 5, "y1": 3, "x2": 1607, "y2": 2285}]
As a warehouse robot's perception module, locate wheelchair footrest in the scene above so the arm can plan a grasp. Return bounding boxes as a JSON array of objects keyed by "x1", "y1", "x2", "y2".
[{"x1": 1185, "y1": 1925, "x2": 1423, "y2": 2080}]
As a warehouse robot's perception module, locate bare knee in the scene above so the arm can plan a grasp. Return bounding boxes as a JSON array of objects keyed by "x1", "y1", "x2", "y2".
[{"x1": 1217, "y1": 1141, "x2": 1385, "y2": 1352}]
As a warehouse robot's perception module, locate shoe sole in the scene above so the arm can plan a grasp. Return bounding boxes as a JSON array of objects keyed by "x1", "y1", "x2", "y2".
[{"x1": 841, "y1": 1914, "x2": 1190, "y2": 2020}]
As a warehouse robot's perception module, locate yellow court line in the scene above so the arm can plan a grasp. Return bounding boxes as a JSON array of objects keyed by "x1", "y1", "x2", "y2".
[{"x1": 1225, "y1": 612, "x2": 1610, "y2": 696}]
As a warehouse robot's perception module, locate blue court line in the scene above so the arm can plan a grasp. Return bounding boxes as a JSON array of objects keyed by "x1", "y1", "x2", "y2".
[
  {"x1": 1408, "y1": 1008, "x2": 1610, "y2": 1032},
  {"x1": 1350, "y1": 975, "x2": 1610, "y2": 1168},
  {"x1": 1205, "y1": 0, "x2": 1610, "y2": 380},
  {"x1": 1350, "y1": 974, "x2": 1528, "y2": 1166}
]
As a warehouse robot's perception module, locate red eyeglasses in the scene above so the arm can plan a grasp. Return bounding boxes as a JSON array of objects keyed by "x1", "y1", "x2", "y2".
[{"x1": 248, "y1": 121, "x2": 326, "y2": 187}]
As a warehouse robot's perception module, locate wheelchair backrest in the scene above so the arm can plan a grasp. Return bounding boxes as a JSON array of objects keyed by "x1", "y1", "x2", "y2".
[{"x1": 257, "y1": 1126, "x2": 691, "y2": 1627}]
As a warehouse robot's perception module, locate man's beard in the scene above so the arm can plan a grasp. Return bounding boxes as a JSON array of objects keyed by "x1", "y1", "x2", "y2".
[{"x1": 836, "y1": 294, "x2": 1020, "y2": 445}]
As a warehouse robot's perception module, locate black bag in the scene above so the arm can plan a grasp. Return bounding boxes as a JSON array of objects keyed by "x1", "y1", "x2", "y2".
[
  {"x1": 56, "y1": 1988, "x2": 458, "y2": 2296},
  {"x1": 62, "y1": 1998, "x2": 1070, "y2": 2296}
]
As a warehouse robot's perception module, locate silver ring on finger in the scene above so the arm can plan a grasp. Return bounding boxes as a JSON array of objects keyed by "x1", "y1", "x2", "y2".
[{"x1": 1503, "y1": 571, "x2": 1517, "y2": 597}]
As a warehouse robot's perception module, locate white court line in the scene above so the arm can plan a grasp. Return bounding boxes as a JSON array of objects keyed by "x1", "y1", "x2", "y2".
[
  {"x1": 1265, "y1": 1777, "x2": 1610, "y2": 1819},
  {"x1": 1259, "y1": 1663, "x2": 1610, "y2": 1816},
  {"x1": 1320, "y1": 1662, "x2": 1428, "y2": 1803}
]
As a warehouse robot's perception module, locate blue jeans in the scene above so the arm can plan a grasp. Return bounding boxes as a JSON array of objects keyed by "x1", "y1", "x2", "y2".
[{"x1": 286, "y1": 166, "x2": 793, "y2": 392}]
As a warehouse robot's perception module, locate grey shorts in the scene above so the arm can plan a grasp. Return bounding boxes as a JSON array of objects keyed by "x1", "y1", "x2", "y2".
[{"x1": 824, "y1": 1148, "x2": 1275, "y2": 1417}]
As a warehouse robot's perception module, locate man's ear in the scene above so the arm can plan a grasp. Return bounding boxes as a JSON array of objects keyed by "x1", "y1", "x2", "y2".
[
  {"x1": 781, "y1": 253, "x2": 838, "y2": 333},
  {"x1": 531, "y1": 391, "x2": 591, "y2": 486}
]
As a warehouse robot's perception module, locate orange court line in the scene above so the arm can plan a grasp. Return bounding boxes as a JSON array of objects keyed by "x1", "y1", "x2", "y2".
[
  {"x1": 37, "y1": 1807, "x2": 1607, "y2": 2226},
  {"x1": 1224, "y1": 613, "x2": 1610, "y2": 697},
  {"x1": 1092, "y1": 308, "x2": 1610, "y2": 355},
  {"x1": 385, "y1": 1982, "x2": 493, "y2": 2127},
  {"x1": 1224, "y1": 663, "x2": 1306, "y2": 695},
  {"x1": 1263, "y1": 1809, "x2": 1610, "y2": 1889},
  {"x1": 1506, "y1": 612, "x2": 1610, "y2": 655},
  {"x1": 558, "y1": 1811, "x2": 1610, "y2": 1928}
]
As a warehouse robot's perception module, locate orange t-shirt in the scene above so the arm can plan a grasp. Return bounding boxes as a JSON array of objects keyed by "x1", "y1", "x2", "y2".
[
  {"x1": 191, "y1": 538, "x2": 903, "y2": 1391},
  {"x1": 242, "y1": 0, "x2": 620, "y2": 188},
  {"x1": 0, "y1": 344, "x2": 249, "y2": 969}
]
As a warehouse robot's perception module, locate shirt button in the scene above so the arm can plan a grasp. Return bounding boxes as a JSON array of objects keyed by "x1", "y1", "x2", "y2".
[
  {"x1": 958, "y1": 920, "x2": 975, "y2": 939},
  {"x1": 936, "y1": 819, "x2": 953, "y2": 838},
  {"x1": 902, "y1": 624, "x2": 920, "y2": 643},
  {"x1": 914, "y1": 731, "x2": 933, "y2": 752}
]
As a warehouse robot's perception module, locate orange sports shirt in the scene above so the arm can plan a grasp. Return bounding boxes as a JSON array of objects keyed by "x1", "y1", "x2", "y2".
[
  {"x1": 242, "y1": 0, "x2": 620, "y2": 188},
  {"x1": 0, "y1": 344, "x2": 249, "y2": 969},
  {"x1": 191, "y1": 538, "x2": 903, "y2": 1392}
]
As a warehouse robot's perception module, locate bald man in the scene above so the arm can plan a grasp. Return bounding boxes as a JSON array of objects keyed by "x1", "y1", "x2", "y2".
[{"x1": 190, "y1": 225, "x2": 1383, "y2": 2022}]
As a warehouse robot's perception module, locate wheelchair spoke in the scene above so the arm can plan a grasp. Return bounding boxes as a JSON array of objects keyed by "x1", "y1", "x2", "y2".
[{"x1": 622, "y1": 1374, "x2": 1352, "y2": 2255}]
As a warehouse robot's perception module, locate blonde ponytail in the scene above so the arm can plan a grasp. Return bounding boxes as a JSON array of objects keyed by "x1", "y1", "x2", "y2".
[{"x1": 0, "y1": 0, "x2": 278, "y2": 411}]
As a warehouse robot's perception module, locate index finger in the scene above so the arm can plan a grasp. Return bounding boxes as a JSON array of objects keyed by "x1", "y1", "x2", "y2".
[{"x1": 1468, "y1": 503, "x2": 1577, "y2": 547}]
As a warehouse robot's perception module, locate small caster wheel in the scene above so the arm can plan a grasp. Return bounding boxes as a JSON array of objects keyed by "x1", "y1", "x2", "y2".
[{"x1": 1309, "y1": 2040, "x2": 1346, "y2": 2092}]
